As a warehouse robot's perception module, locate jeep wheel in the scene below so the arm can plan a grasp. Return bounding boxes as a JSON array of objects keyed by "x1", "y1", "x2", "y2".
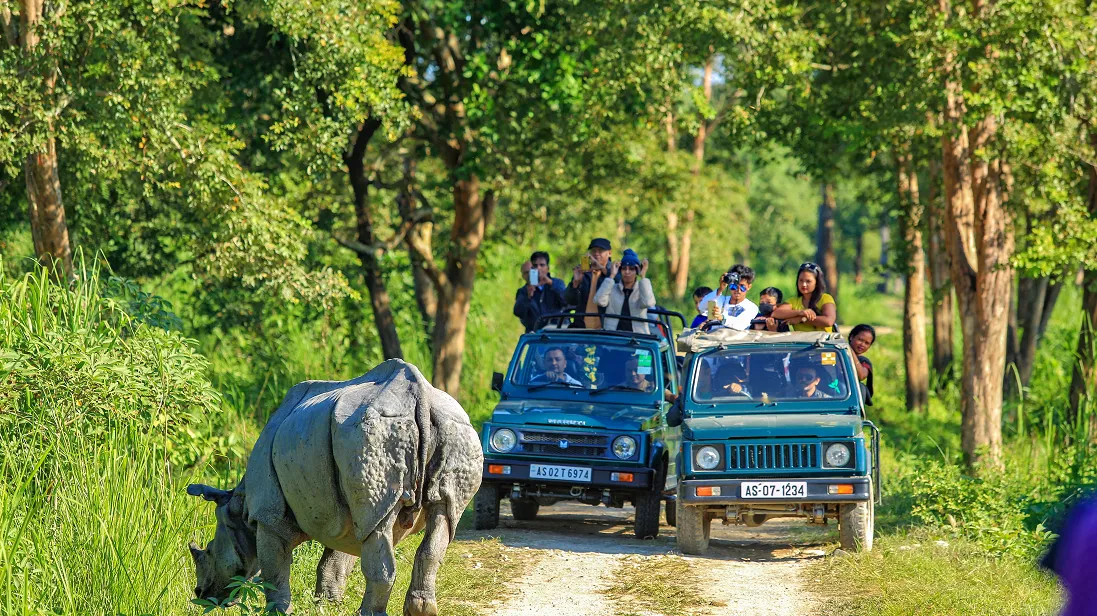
[
  {"x1": 474, "y1": 484, "x2": 500, "y2": 530},
  {"x1": 675, "y1": 488, "x2": 710, "y2": 555},
  {"x1": 633, "y1": 490, "x2": 661, "y2": 539},
  {"x1": 839, "y1": 483, "x2": 874, "y2": 552},
  {"x1": 509, "y1": 498, "x2": 540, "y2": 521},
  {"x1": 664, "y1": 498, "x2": 676, "y2": 527}
]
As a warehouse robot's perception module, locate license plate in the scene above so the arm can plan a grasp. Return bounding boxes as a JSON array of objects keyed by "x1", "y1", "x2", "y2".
[
  {"x1": 529, "y1": 464, "x2": 592, "y2": 482},
  {"x1": 740, "y1": 481, "x2": 807, "y2": 498}
]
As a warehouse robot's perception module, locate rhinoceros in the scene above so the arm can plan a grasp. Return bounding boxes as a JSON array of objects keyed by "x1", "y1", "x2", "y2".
[{"x1": 187, "y1": 359, "x2": 483, "y2": 615}]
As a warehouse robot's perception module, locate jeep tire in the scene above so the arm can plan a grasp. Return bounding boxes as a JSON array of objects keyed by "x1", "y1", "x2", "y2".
[
  {"x1": 675, "y1": 487, "x2": 710, "y2": 554},
  {"x1": 839, "y1": 483, "x2": 874, "y2": 552},
  {"x1": 474, "y1": 484, "x2": 500, "y2": 530},
  {"x1": 664, "y1": 498, "x2": 676, "y2": 527},
  {"x1": 510, "y1": 498, "x2": 540, "y2": 521},
  {"x1": 633, "y1": 489, "x2": 661, "y2": 539}
]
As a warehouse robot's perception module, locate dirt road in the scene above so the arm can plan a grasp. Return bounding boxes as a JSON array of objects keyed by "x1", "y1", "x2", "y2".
[{"x1": 460, "y1": 501, "x2": 834, "y2": 616}]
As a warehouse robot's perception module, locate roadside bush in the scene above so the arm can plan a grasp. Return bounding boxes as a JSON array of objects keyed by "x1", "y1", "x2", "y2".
[
  {"x1": 0, "y1": 257, "x2": 223, "y2": 466},
  {"x1": 909, "y1": 460, "x2": 1053, "y2": 559}
]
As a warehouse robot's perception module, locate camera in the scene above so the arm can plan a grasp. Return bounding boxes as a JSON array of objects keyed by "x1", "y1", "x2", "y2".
[{"x1": 721, "y1": 271, "x2": 740, "y2": 286}]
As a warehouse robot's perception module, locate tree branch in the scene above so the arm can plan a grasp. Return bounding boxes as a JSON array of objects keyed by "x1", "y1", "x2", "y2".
[{"x1": 332, "y1": 207, "x2": 434, "y2": 258}]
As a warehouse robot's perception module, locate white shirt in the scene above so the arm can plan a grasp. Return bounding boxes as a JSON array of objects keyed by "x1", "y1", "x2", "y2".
[{"x1": 699, "y1": 292, "x2": 759, "y2": 330}]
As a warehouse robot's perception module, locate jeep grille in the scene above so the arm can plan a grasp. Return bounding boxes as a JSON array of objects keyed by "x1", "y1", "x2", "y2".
[
  {"x1": 728, "y1": 443, "x2": 818, "y2": 470},
  {"x1": 519, "y1": 430, "x2": 608, "y2": 458}
]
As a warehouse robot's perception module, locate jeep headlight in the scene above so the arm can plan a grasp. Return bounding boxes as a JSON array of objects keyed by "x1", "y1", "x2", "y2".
[
  {"x1": 490, "y1": 428, "x2": 517, "y2": 453},
  {"x1": 612, "y1": 435, "x2": 637, "y2": 459},
  {"x1": 694, "y1": 445, "x2": 721, "y2": 470},
  {"x1": 824, "y1": 442, "x2": 851, "y2": 467}
]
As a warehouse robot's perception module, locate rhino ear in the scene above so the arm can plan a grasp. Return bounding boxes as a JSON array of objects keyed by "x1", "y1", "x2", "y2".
[
  {"x1": 187, "y1": 484, "x2": 232, "y2": 505},
  {"x1": 189, "y1": 541, "x2": 204, "y2": 564}
]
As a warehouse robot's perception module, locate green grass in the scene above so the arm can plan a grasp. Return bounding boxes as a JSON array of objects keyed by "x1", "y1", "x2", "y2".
[{"x1": 807, "y1": 530, "x2": 1062, "y2": 615}]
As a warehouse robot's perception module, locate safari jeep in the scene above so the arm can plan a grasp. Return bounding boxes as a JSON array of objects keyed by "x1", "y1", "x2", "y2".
[
  {"x1": 474, "y1": 311, "x2": 684, "y2": 539},
  {"x1": 669, "y1": 328, "x2": 880, "y2": 554}
]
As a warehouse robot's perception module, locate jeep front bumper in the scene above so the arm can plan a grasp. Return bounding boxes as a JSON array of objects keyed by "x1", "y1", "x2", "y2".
[
  {"x1": 481, "y1": 459, "x2": 654, "y2": 491},
  {"x1": 680, "y1": 477, "x2": 870, "y2": 505}
]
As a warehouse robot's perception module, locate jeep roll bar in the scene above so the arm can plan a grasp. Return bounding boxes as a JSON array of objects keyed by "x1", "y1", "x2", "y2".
[{"x1": 535, "y1": 309, "x2": 686, "y2": 345}]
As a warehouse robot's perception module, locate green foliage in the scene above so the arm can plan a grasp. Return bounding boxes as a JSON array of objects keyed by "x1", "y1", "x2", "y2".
[
  {"x1": 0, "y1": 256, "x2": 224, "y2": 466},
  {"x1": 193, "y1": 577, "x2": 282, "y2": 615}
]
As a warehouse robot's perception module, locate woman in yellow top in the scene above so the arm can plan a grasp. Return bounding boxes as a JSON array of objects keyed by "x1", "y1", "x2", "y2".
[{"x1": 771, "y1": 262, "x2": 836, "y2": 332}]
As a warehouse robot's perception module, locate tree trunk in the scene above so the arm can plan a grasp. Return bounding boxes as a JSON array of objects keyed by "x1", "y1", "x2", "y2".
[
  {"x1": 1014, "y1": 273, "x2": 1049, "y2": 389},
  {"x1": 938, "y1": 0, "x2": 1014, "y2": 469},
  {"x1": 1068, "y1": 131, "x2": 1097, "y2": 435},
  {"x1": 926, "y1": 158, "x2": 954, "y2": 378},
  {"x1": 1004, "y1": 274, "x2": 1022, "y2": 396},
  {"x1": 1038, "y1": 279, "x2": 1063, "y2": 340},
  {"x1": 877, "y1": 222, "x2": 890, "y2": 294},
  {"x1": 816, "y1": 183, "x2": 840, "y2": 302},
  {"x1": 854, "y1": 232, "x2": 864, "y2": 285},
  {"x1": 346, "y1": 119, "x2": 403, "y2": 361},
  {"x1": 19, "y1": 0, "x2": 72, "y2": 279},
  {"x1": 430, "y1": 177, "x2": 494, "y2": 396},
  {"x1": 398, "y1": 155, "x2": 437, "y2": 329},
  {"x1": 898, "y1": 149, "x2": 929, "y2": 412}
]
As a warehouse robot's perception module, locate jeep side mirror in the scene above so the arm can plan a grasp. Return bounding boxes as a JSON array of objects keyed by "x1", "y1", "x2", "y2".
[
  {"x1": 666, "y1": 398, "x2": 683, "y2": 427},
  {"x1": 491, "y1": 371, "x2": 504, "y2": 392},
  {"x1": 859, "y1": 382, "x2": 873, "y2": 407}
]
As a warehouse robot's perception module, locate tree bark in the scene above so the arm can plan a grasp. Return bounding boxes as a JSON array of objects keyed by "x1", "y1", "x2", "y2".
[
  {"x1": 1068, "y1": 130, "x2": 1097, "y2": 434},
  {"x1": 19, "y1": 0, "x2": 72, "y2": 279},
  {"x1": 1038, "y1": 279, "x2": 1063, "y2": 340},
  {"x1": 898, "y1": 149, "x2": 930, "y2": 412},
  {"x1": 398, "y1": 154, "x2": 437, "y2": 329},
  {"x1": 346, "y1": 119, "x2": 403, "y2": 360},
  {"x1": 926, "y1": 158, "x2": 954, "y2": 378},
  {"x1": 877, "y1": 222, "x2": 891, "y2": 294},
  {"x1": 854, "y1": 232, "x2": 864, "y2": 285},
  {"x1": 816, "y1": 183, "x2": 840, "y2": 302},
  {"x1": 430, "y1": 177, "x2": 494, "y2": 396},
  {"x1": 939, "y1": 8, "x2": 1010, "y2": 468}
]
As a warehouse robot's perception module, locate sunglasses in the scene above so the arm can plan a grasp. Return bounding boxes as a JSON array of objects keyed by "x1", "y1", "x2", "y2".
[
  {"x1": 799, "y1": 262, "x2": 822, "y2": 274},
  {"x1": 727, "y1": 284, "x2": 748, "y2": 292}
]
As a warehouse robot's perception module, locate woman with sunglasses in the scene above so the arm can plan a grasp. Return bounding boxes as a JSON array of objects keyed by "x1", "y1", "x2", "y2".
[
  {"x1": 595, "y1": 248, "x2": 656, "y2": 333},
  {"x1": 772, "y1": 262, "x2": 836, "y2": 332}
]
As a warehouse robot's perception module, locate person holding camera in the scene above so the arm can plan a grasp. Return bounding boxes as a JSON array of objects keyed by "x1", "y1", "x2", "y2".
[
  {"x1": 699, "y1": 264, "x2": 758, "y2": 330},
  {"x1": 750, "y1": 286, "x2": 789, "y2": 332},
  {"x1": 513, "y1": 251, "x2": 568, "y2": 332},
  {"x1": 566, "y1": 238, "x2": 620, "y2": 329}
]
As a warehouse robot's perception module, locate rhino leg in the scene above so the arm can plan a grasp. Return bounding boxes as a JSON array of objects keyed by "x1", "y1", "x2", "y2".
[
  {"x1": 357, "y1": 513, "x2": 398, "y2": 616},
  {"x1": 404, "y1": 504, "x2": 451, "y2": 616},
  {"x1": 257, "y1": 525, "x2": 295, "y2": 614},
  {"x1": 315, "y1": 547, "x2": 356, "y2": 603}
]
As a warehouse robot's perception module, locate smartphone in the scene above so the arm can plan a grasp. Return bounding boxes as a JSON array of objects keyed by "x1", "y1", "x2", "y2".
[
  {"x1": 528, "y1": 269, "x2": 539, "y2": 286},
  {"x1": 580, "y1": 255, "x2": 591, "y2": 271},
  {"x1": 707, "y1": 300, "x2": 717, "y2": 320}
]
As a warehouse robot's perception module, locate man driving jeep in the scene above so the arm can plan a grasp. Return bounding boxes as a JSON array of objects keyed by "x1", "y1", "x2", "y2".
[{"x1": 531, "y1": 347, "x2": 582, "y2": 385}]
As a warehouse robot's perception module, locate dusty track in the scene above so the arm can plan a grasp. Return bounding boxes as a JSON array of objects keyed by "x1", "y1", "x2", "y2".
[{"x1": 460, "y1": 500, "x2": 834, "y2": 615}]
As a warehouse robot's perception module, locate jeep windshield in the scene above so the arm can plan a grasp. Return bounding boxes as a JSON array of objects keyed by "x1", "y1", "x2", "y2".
[
  {"x1": 691, "y1": 347, "x2": 853, "y2": 404},
  {"x1": 510, "y1": 340, "x2": 661, "y2": 399}
]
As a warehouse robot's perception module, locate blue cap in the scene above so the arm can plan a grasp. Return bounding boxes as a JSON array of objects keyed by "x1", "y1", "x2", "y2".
[{"x1": 620, "y1": 248, "x2": 641, "y2": 268}]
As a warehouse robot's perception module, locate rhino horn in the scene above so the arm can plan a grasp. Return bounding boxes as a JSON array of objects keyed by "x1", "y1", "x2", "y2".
[{"x1": 186, "y1": 483, "x2": 232, "y2": 505}]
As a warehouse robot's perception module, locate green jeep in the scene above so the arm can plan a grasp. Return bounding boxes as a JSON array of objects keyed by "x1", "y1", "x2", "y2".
[
  {"x1": 474, "y1": 311, "x2": 684, "y2": 539},
  {"x1": 668, "y1": 328, "x2": 881, "y2": 554}
]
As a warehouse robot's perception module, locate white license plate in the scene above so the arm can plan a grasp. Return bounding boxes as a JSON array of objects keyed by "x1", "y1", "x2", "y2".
[
  {"x1": 740, "y1": 481, "x2": 807, "y2": 498},
  {"x1": 529, "y1": 464, "x2": 592, "y2": 482}
]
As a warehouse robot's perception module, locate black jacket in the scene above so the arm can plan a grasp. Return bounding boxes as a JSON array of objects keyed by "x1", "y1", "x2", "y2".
[
  {"x1": 514, "y1": 279, "x2": 568, "y2": 332},
  {"x1": 564, "y1": 264, "x2": 622, "y2": 328}
]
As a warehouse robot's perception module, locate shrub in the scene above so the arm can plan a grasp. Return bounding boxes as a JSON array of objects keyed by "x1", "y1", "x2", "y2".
[{"x1": 0, "y1": 257, "x2": 221, "y2": 466}]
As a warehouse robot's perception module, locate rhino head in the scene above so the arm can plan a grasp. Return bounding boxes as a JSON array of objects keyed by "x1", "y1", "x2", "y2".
[{"x1": 187, "y1": 484, "x2": 259, "y2": 603}]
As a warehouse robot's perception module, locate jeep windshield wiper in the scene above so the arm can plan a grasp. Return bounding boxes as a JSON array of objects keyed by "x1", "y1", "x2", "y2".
[
  {"x1": 589, "y1": 385, "x2": 650, "y2": 396},
  {"x1": 526, "y1": 381, "x2": 585, "y2": 393}
]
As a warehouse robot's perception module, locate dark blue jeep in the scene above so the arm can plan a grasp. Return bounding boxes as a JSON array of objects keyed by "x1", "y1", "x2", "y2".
[
  {"x1": 474, "y1": 311, "x2": 684, "y2": 539},
  {"x1": 669, "y1": 328, "x2": 881, "y2": 554}
]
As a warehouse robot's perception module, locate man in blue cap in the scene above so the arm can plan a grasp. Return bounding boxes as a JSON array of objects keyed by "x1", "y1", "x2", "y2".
[{"x1": 566, "y1": 237, "x2": 620, "y2": 329}]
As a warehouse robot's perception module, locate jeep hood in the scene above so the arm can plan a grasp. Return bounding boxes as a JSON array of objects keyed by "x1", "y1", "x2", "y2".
[
  {"x1": 490, "y1": 399, "x2": 661, "y2": 431},
  {"x1": 683, "y1": 413, "x2": 862, "y2": 440}
]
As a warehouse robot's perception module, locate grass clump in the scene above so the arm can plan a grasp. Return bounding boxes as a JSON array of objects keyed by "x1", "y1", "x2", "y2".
[
  {"x1": 807, "y1": 530, "x2": 1062, "y2": 616},
  {"x1": 603, "y1": 555, "x2": 715, "y2": 616}
]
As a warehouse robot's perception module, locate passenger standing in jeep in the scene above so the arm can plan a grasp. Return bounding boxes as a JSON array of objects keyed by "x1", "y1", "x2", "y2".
[{"x1": 514, "y1": 251, "x2": 568, "y2": 332}]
